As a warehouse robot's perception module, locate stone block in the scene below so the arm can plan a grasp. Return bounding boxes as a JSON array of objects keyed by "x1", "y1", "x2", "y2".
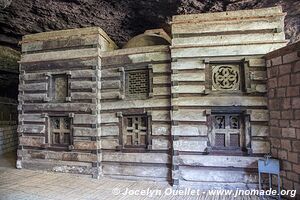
[
  {"x1": 282, "y1": 128, "x2": 296, "y2": 138},
  {"x1": 271, "y1": 56, "x2": 282, "y2": 66},
  {"x1": 281, "y1": 110, "x2": 293, "y2": 120},
  {"x1": 292, "y1": 141, "x2": 300, "y2": 152},
  {"x1": 281, "y1": 139, "x2": 292, "y2": 151},
  {"x1": 282, "y1": 52, "x2": 299, "y2": 64},
  {"x1": 279, "y1": 64, "x2": 292, "y2": 75},
  {"x1": 278, "y1": 75, "x2": 290, "y2": 87},
  {"x1": 276, "y1": 87, "x2": 286, "y2": 97},
  {"x1": 292, "y1": 97, "x2": 300, "y2": 109},
  {"x1": 291, "y1": 120, "x2": 300, "y2": 128},
  {"x1": 291, "y1": 73, "x2": 300, "y2": 86},
  {"x1": 286, "y1": 86, "x2": 299, "y2": 97}
]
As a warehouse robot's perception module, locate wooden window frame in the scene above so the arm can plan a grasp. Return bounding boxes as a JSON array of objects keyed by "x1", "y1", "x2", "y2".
[
  {"x1": 45, "y1": 73, "x2": 71, "y2": 102},
  {"x1": 117, "y1": 110, "x2": 152, "y2": 151},
  {"x1": 204, "y1": 59, "x2": 250, "y2": 94},
  {"x1": 120, "y1": 64, "x2": 153, "y2": 100},
  {"x1": 44, "y1": 113, "x2": 74, "y2": 151},
  {"x1": 206, "y1": 108, "x2": 251, "y2": 155}
]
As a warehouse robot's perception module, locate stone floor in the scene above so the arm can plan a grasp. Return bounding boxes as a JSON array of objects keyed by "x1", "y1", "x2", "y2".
[{"x1": 0, "y1": 151, "x2": 268, "y2": 200}]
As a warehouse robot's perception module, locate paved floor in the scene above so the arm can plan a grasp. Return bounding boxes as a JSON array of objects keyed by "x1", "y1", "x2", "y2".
[{"x1": 0, "y1": 151, "x2": 266, "y2": 200}]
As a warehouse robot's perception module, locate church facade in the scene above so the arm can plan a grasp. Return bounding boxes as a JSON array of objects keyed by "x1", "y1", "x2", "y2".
[{"x1": 17, "y1": 6, "x2": 288, "y2": 188}]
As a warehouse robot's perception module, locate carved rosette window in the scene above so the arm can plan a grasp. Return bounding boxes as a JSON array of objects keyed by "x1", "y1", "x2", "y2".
[
  {"x1": 123, "y1": 115, "x2": 148, "y2": 148},
  {"x1": 126, "y1": 69, "x2": 149, "y2": 98},
  {"x1": 212, "y1": 114, "x2": 241, "y2": 150},
  {"x1": 50, "y1": 117, "x2": 71, "y2": 146},
  {"x1": 212, "y1": 65, "x2": 240, "y2": 91},
  {"x1": 51, "y1": 75, "x2": 68, "y2": 102}
]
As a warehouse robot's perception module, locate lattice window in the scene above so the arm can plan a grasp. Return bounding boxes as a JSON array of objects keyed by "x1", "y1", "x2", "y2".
[
  {"x1": 125, "y1": 69, "x2": 149, "y2": 98},
  {"x1": 123, "y1": 115, "x2": 148, "y2": 148},
  {"x1": 212, "y1": 64, "x2": 240, "y2": 91},
  {"x1": 212, "y1": 114, "x2": 242, "y2": 149},
  {"x1": 52, "y1": 75, "x2": 68, "y2": 102},
  {"x1": 50, "y1": 117, "x2": 71, "y2": 146}
]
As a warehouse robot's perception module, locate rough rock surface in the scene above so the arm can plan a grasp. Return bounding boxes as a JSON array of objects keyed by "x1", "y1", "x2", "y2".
[{"x1": 0, "y1": 0, "x2": 299, "y2": 48}]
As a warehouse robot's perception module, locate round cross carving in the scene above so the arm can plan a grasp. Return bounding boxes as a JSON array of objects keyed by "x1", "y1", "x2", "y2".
[{"x1": 212, "y1": 65, "x2": 240, "y2": 91}]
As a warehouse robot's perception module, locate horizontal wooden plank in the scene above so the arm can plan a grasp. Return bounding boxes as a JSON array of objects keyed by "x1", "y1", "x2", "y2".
[
  {"x1": 153, "y1": 75, "x2": 170, "y2": 84},
  {"x1": 101, "y1": 125, "x2": 119, "y2": 136},
  {"x1": 250, "y1": 109, "x2": 269, "y2": 121},
  {"x1": 153, "y1": 87, "x2": 170, "y2": 96},
  {"x1": 101, "y1": 113, "x2": 118, "y2": 123},
  {"x1": 71, "y1": 92, "x2": 97, "y2": 100},
  {"x1": 19, "y1": 114, "x2": 45, "y2": 123},
  {"x1": 101, "y1": 139, "x2": 119, "y2": 149},
  {"x1": 172, "y1": 125, "x2": 207, "y2": 136},
  {"x1": 101, "y1": 91, "x2": 120, "y2": 100},
  {"x1": 101, "y1": 80, "x2": 121, "y2": 89},
  {"x1": 172, "y1": 32, "x2": 285, "y2": 47},
  {"x1": 172, "y1": 58, "x2": 205, "y2": 70},
  {"x1": 173, "y1": 138, "x2": 207, "y2": 152},
  {"x1": 180, "y1": 167, "x2": 257, "y2": 183},
  {"x1": 70, "y1": 81, "x2": 97, "y2": 90},
  {"x1": 251, "y1": 125, "x2": 268, "y2": 137},
  {"x1": 22, "y1": 27, "x2": 117, "y2": 49},
  {"x1": 73, "y1": 141, "x2": 98, "y2": 150},
  {"x1": 172, "y1": 109, "x2": 206, "y2": 122},
  {"x1": 71, "y1": 70, "x2": 96, "y2": 78},
  {"x1": 172, "y1": 72, "x2": 205, "y2": 82},
  {"x1": 152, "y1": 138, "x2": 170, "y2": 150},
  {"x1": 152, "y1": 124, "x2": 170, "y2": 136},
  {"x1": 101, "y1": 69, "x2": 121, "y2": 78},
  {"x1": 172, "y1": 85, "x2": 205, "y2": 94},
  {"x1": 21, "y1": 48, "x2": 99, "y2": 63},
  {"x1": 252, "y1": 140, "x2": 270, "y2": 154},
  {"x1": 21, "y1": 94, "x2": 47, "y2": 101},
  {"x1": 73, "y1": 127, "x2": 98, "y2": 137},
  {"x1": 102, "y1": 152, "x2": 170, "y2": 164},
  {"x1": 172, "y1": 6, "x2": 283, "y2": 22},
  {"x1": 171, "y1": 42, "x2": 287, "y2": 58},
  {"x1": 19, "y1": 136, "x2": 45, "y2": 147},
  {"x1": 22, "y1": 103, "x2": 96, "y2": 112},
  {"x1": 172, "y1": 16, "x2": 283, "y2": 34},
  {"x1": 22, "y1": 34, "x2": 100, "y2": 53},
  {"x1": 73, "y1": 114, "x2": 97, "y2": 124},
  {"x1": 177, "y1": 155, "x2": 261, "y2": 168},
  {"x1": 102, "y1": 45, "x2": 169, "y2": 57},
  {"x1": 18, "y1": 149, "x2": 97, "y2": 162},
  {"x1": 152, "y1": 63, "x2": 171, "y2": 73},
  {"x1": 103, "y1": 164, "x2": 169, "y2": 178},
  {"x1": 102, "y1": 99, "x2": 170, "y2": 110},
  {"x1": 19, "y1": 83, "x2": 48, "y2": 91},
  {"x1": 173, "y1": 96, "x2": 267, "y2": 107},
  {"x1": 152, "y1": 110, "x2": 170, "y2": 121},
  {"x1": 21, "y1": 58, "x2": 98, "y2": 71},
  {"x1": 18, "y1": 124, "x2": 45, "y2": 134},
  {"x1": 22, "y1": 73, "x2": 47, "y2": 81}
]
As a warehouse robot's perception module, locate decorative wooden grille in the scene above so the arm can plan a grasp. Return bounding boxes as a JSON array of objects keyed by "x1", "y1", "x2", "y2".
[
  {"x1": 53, "y1": 75, "x2": 68, "y2": 101},
  {"x1": 126, "y1": 69, "x2": 149, "y2": 98},
  {"x1": 212, "y1": 65, "x2": 240, "y2": 91},
  {"x1": 123, "y1": 115, "x2": 147, "y2": 148},
  {"x1": 50, "y1": 117, "x2": 71, "y2": 146},
  {"x1": 212, "y1": 114, "x2": 241, "y2": 149}
]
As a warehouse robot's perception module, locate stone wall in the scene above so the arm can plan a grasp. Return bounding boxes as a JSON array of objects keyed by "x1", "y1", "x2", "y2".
[
  {"x1": 0, "y1": 100, "x2": 18, "y2": 155},
  {"x1": 0, "y1": 123, "x2": 18, "y2": 155},
  {"x1": 266, "y1": 41, "x2": 300, "y2": 198}
]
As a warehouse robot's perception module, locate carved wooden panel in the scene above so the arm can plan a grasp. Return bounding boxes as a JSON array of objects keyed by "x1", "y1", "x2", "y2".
[
  {"x1": 125, "y1": 69, "x2": 149, "y2": 98},
  {"x1": 53, "y1": 75, "x2": 68, "y2": 102},
  {"x1": 212, "y1": 114, "x2": 241, "y2": 149},
  {"x1": 123, "y1": 115, "x2": 148, "y2": 148},
  {"x1": 50, "y1": 117, "x2": 71, "y2": 146},
  {"x1": 212, "y1": 64, "x2": 240, "y2": 91}
]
